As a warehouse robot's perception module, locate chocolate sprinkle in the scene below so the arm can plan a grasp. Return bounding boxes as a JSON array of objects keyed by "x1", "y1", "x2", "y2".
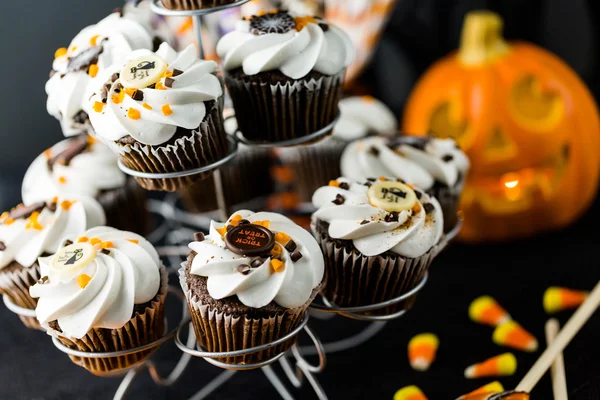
[
  {"x1": 251, "y1": 258, "x2": 264, "y2": 268},
  {"x1": 50, "y1": 135, "x2": 89, "y2": 167},
  {"x1": 360, "y1": 220, "x2": 370, "y2": 225},
  {"x1": 0, "y1": 241, "x2": 5, "y2": 251},
  {"x1": 284, "y1": 240, "x2": 297, "y2": 252},
  {"x1": 367, "y1": 177, "x2": 376, "y2": 182},
  {"x1": 194, "y1": 232, "x2": 205, "y2": 242},
  {"x1": 238, "y1": 219, "x2": 250, "y2": 225},
  {"x1": 72, "y1": 110, "x2": 88, "y2": 124},
  {"x1": 38, "y1": 276, "x2": 49, "y2": 284},
  {"x1": 112, "y1": 7, "x2": 124, "y2": 16},
  {"x1": 290, "y1": 250, "x2": 303, "y2": 262},
  {"x1": 424, "y1": 203, "x2": 435, "y2": 214},
  {"x1": 164, "y1": 77, "x2": 175, "y2": 88},
  {"x1": 132, "y1": 89, "x2": 144, "y2": 101},
  {"x1": 385, "y1": 211, "x2": 399, "y2": 222},
  {"x1": 388, "y1": 136, "x2": 429, "y2": 151},
  {"x1": 237, "y1": 265, "x2": 251, "y2": 275},
  {"x1": 8, "y1": 202, "x2": 45, "y2": 221},
  {"x1": 110, "y1": 73, "x2": 119, "y2": 83},
  {"x1": 339, "y1": 182, "x2": 350, "y2": 190},
  {"x1": 172, "y1": 69, "x2": 183, "y2": 77},
  {"x1": 318, "y1": 22, "x2": 329, "y2": 32},
  {"x1": 332, "y1": 194, "x2": 345, "y2": 205},
  {"x1": 114, "y1": 83, "x2": 123, "y2": 93},
  {"x1": 67, "y1": 46, "x2": 103, "y2": 73},
  {"x1": 250, "y1": 11, "x2": 296, "y2": 35},
  {"x1": 100, "y1": 87, "x2": 108, "y2": 102},
  {"x1": 369, "y1": 146, "x2": 380, "y2": 157},
  {"x1": 442, "y1": 154, "x2": 454, "y2": 162},
  {"x1": 64, "y1": 240, "x2": 74, "y2": 246},
  {"x1": 46, "y1": 201, "x2": 57, "y2": 212},
  {"x1": 415, "y1": 191, "x2": 423, "y2": 200},
  {"x1": 101, "y1": 248, "x2": 111, "y2": 255}
]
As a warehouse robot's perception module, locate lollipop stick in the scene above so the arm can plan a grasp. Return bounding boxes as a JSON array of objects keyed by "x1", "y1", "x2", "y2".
[
  {"x1": 544, "y1": 319, "x2": 568, "y2": 399},
  {"x1": 516, "y1": 281, "x2": 600, "y2": 392}
]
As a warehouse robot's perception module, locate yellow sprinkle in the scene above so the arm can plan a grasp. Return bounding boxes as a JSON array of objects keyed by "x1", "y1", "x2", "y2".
[
  {"x1": 77, "y1": 274, "x2": 92, "y2": 289},
  {"x1": 271, "y1": 244, "x2": 283, "y2": 257},
  {"x1": 125, "y1": 88, "x2": 136, "y2": 97},
  {"x1": 89, "y1": 35, "x2": 100, "y2": 46},
  {"x1": 128, "y1": 108, "x2": 141, "y2": 120},
  {"x1": 99, "y1": 241, "x2": 114, "y2": 249},
  {"x1": 216, "y1": 226, "x2": 227, "y2": 237},
  {"x1": 142, "y1": 102, "x2": 152, "y2": 110},
  {"x1": 54, "y1": 47, "x2": 67, "y2": 59},
  {"x1": 92, "y1": 101, "x2": 104, "y2": 113},
  {"x1": 90, "y1": 238, "x2": 101, "y2": 246},
  {"x1": 88, "y1": 64, "x2": 99, "y2": 77},
  {"x1": 275, "y1": 232, "x2": 291, "y2": 244},
  {"x1": 161, "y1": 104, "x2": 173, "y2": 116},
  {"x1": 253, "y1": 220, "x2": 270, "y2": 229},
  {"x1": 58, "y1": 176, "x2": 67, "y2": 185},
  {"x1": 127, "y1": 239, "x2": 139, "y2": 244},
  {"x1": 155, "y1": 81, "x2": 166, "y2": 90},
  {"x1": 60, "y1": 200, "x2": 74, "y2": 211},
  {"x1": 328, "y1": 180, "x2": 340, "y2": 187},
  {"x1": 70, "y1": 46, "x2": 77, "y2": 52},
  {"x1": 25, "y1": 212, "x2": 43, "y2": 231},
  {"x1": 271, "y1": 259, "x2": 285, "y2": 272},
  {"x1": 5, "y1": 219, "x2": 15, "y2": 226},
  {"x1": 77, "y1": 236, "x2": 89, "y2": 243},
  {"x1": 112, "y1": 92, "x2": 125, "y2": 104}
]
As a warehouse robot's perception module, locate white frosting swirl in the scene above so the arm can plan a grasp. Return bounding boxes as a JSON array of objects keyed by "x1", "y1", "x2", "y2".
[
  {"x1": 341, "y1": 137, "x2": 470, "y2": 190},
  {"x1": 0, "y1": 197, "x2": 106, "y2": 270},
  {"x1": 89, "y1": 43, "x2": 223, "y2": 146},
  {"x1": 334, "y1": 96, "x2": 398, "y2": 141},
  {"x1": 30, "y1": 226, "x2": 161, "y2": 339},
  {"x1": 46, "y1": 11, "x2": 158, "y2": 137},
  {"x1": 216, "y1": 14, "x2": 355, "y2": 79},
  {"x1": 189, "y1": 211, "x2": 324, "y2": 309},
  {"x1": 21, "y1": 138, "x2": 126, "y2": 206},
  {"x1": 311, "y1": 178, "x2": 444, "y2": 258}
]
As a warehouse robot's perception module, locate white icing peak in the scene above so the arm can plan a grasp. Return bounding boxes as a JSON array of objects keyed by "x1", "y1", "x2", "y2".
[
  {"x1": 22, "y1": 138, "x2": 126, "y2": 206},
  {"x1": 46, "y1": 11, "x2": 158, "y2": 137},
  {"x1": 189, "y1": 210, "x2": 324, "y2": 309},
  {"x1": 30, "y1": 226, "x2": 162, "y2": 339},
  {"x1": 311, "y1": 178, "x2": 444, "y2": 258},
  {"x1": 0, "y1": 197, "x2": 106, "y2": 271},
  {"x1": 89, "y1": 43, "x2": 223, "y2": 146},
  {"x1": 341, "y1": 137, "x2": 470, "y2": 190},
  {"x1": 334, "y1": 96, "x2": 398, "y2": 141},
  {"x1": 217, "y1": 11, "x2": 355, "y2": 79}
]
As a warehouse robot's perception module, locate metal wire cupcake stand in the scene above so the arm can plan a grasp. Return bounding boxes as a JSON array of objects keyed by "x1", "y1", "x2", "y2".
[{"x1": 2, "y1": 2, "x2": 461, "y2": 399}]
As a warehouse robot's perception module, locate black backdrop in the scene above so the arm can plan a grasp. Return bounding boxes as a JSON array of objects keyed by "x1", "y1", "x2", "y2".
[{"x1": 0, "y1": 1, "x2": 599, "y2": 399}]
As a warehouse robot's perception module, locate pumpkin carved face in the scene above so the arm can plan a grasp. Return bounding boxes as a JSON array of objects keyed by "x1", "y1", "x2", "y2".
[{"x1": 403, "y1": 11, "x2": 600, "y2": 241}]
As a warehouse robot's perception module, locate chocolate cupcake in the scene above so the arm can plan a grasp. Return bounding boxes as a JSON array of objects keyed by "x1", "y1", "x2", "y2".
[
  {"x1": 88, "y1": 43, "x2": 228, "y2": 191},
  {"x1": 217, "y1": 10, "x2": 355, "y2": 143},
  {"x1": 180, "y1": 210, "x2": 324, "y2": 365},
  {"x1": 30, "y1": 227, "x2": 167, "y2": 375},
  {"x1": 0, "y1": 197, "x2": 106, "y2": 329},
  {"x1": 277, "y1": 96, "x2": 398, "y2": 202},
  {"x1": 311, "y1": 177, "x2": 445, "y2": 315},
  {"x1": 22, "y1": 136, "x2": 148, "y2": 234},
  {"x1": 160, "y1": 0, "x2": 238, "y2": 10},
  {"x1": 341, "y1": 136, "x2": 470, "y2": 232},
  {"x1": 46, "y1": 8, "x2": 167, "y2": 137}
]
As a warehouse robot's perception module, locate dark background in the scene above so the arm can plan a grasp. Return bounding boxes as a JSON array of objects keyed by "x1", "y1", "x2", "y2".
[{"x1": 0, "y1": 0, "x2": 599, "y2": 399}]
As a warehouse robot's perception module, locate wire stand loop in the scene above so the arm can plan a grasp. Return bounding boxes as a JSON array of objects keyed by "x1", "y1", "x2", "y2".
[
  {"x1": 150, "y1": 0, "x2": 251, "y2": 17},
  {"x1": 3, "y1": 294, "x2": 37, "y2": 318}
]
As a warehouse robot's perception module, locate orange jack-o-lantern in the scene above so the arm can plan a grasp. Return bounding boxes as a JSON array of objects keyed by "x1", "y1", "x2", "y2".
[{"x1": 403, "y1": 11, "x2": 600, "y2": 242}]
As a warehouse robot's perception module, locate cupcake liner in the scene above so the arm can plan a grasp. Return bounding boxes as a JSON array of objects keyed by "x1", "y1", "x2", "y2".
[
  {"x1": 113, "y1": 100, "x2": 228, "y2": 192},
  {"x1": 179, "y1": 266, "x2": 317, "y2": 366},
  {"x1": 97, "y1": 177, "x2": 149, "y2": 236},
  {"x1": 313, "y1": 223, "x2": 441, "y2": 316},
  {"x1": 45, "y1": 265, "x2": 168, "y2": 375},
  {"x1": 160, "y1": 0, "x2": 236, "y2": 10},
  {"x1": 0, "y1": 262, "x2": 42, "y2": 330},
  {"x1": 225, "y1": 70, "x2": 344, "y2": 143},
  {"x1": 427, "y1": 180, "x2": 463, "y2": 233},
  {"x1": 276, "y1": 138, "x2": 347, "y2": 202},
  {"x1": 178, "y1": 145, "x2": 273, "y2": 213}
]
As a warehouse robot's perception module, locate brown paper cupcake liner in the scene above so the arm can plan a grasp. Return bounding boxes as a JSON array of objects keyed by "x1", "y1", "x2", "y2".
[
  {"x1": 0, "y1": 262, "x2": 42, "y2": 330},
  {"x1": 179, "y1": 266, "x2": 318, "y2": 366},
  {"x1": 45, "y1": 265, "x2": 168, "y2": 375},
  {"x1": 313, "y1": 223, "x2": 441, "y2": 316},
  {"x1": 98, "y1": 177, "x2": 149, "y2": 235},
  {"x1": 427, "y1": 180, "x2": 463, "y2": 234},
  {"x1": 225, "y1": 69, "x2": 344, "y2": 143},
  {"x1": 113, "y1": 100, "x2": 228, "y2": 192},
  {"x1": 276, "y1": 138, "x2": 346, "y2": 202},
  {"x1": 160, "y1": 0, "x2": 237, "y2": 10},
  {"x1": 178, "y1": 145, "x2": 273, "y2": 213}
]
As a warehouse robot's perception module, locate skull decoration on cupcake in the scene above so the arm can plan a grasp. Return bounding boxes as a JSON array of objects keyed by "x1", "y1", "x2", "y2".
[
  {"x1": 88, "y1": 43, "x2": 227, "y2": 191},
  {"x1": 181, "y1": 210, "x2": 324, "y2": 364}
]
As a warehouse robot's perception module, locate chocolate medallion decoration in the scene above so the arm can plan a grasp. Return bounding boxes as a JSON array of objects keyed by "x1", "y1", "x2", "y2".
[
  {"x1": 120, "y1": 54, "x2": 167, "y2": 89},
  {"x1": 225, "y1": 224, "x2": 275, "y2": 256},
  {"x1": 368, "y1": 181, "x2": 418, "y2": 212},
  {"x1": 50, "y1": 242, "x2": 96, "y2": 276}
]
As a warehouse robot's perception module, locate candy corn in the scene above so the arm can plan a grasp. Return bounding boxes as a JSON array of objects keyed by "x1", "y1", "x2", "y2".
[
  {"x1": 469, "y1": 296, "x2": 511, "y2": 326},
  {"x1": 456, "y1": 390, "x2": 529, "y2": 400},
  {"x1": 465, "y1": 353, "x2": 517, "y2": 378},
  {"x1": 394, "y1": 385, "x2": 428, "y2": 400},
  {"x1": 408, "y1": 333, "x2": 439, "y2": 371},
  {"x1": 543, "y1": 287, "x2": 588, "y2": 314},
  {"x1": 466, "y1": 381, "x2": 505, "y2": 395},
  {"x1": 493, "y1": 321, "x2": 538, "y2": 352}
]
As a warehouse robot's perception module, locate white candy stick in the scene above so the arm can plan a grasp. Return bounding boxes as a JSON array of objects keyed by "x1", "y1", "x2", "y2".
[{"x1": 545, "y1": 319, "x2": 568, "y2": 400}]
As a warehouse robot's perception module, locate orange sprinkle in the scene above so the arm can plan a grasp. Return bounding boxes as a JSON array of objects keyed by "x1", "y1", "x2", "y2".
[
  {"x1": 112, "y1": 92, "x2": 125, "y2": 104},
  {"x1": 25, "y1": 212, "x2": 43, "y2": 231},
  {"x1": 275, "y1": 232, "x2": 291, "y2": 245},
  {"x1": 77, "y1": 274, "x2": 92, "y2": 289},
  {"x1": 142, "y1": 102, "x2": 152, "y2": 110},
  {"x1": 87, "y1": 135, "x2": 97, "y2": 145},
  {"x1": 412, "y1": 203, "x2": 422, "y2": 214},
  {"x1": 379, "y1": 176, "x2": 387, "y2": 181},
  {"x1": 89, "y1": 35, "x2": 100, "y2": 46},
  {"x1": 54, "y1": 47, "x2": 67, "y2": 59},
  {"x1": 60, "y1": 200, "x2": 74, "y2": 211},
  {"x1": 51, "y1": 196, "x2": 59, "y2": 204},
  {"x1": 271, "y1": 259, "x2": 285, "y2": 272},
  {"x1": 58, "y1": 176, "x2": 67, "y2": 185},
  {"x1": 128, "y1": 108, "x2": 141, "y2": 120},
  {"x1": 78, "y1": 236, "x2": 89, "y2": 243},
  {"x1": 125, "y1": 88, "x2": 136, "y2": 97},
  {"x1": 92, "y1": 101, "x2": 104, "y2": 113},
  {"x1": 253, "y1": 220, "x2": 270, "y2": 229},
  {"x1": 5, "y1": 219, "x2": 15, "y2": 226},
  {"x1": 271, "y1": 244, "x2": 283, "y2": 258},
  {"x1": 295, "y1": 16, "x2": 318, "y2": 31},
  {"x1": 162, "y1": 70, "x2": 173, "y2": 78},
  {"x1": 90, "y1": 238, "x2": 101, "y2": 246},
  {"x1": 127, "y1": 239, "x2": 139, "y2": 244},
  {"x1": 99, "y1": 241, "x2": 114, "y2": 249},
  {"x1": 230, "y1": 214, "x2": 243, "y2": 226},
  {"x1": 0, "y1": 211, "x2": 8, "y2": 221},
  {"x1": 88, "y1": 64, "x2": 99, "y2": 77},
  {"x1": 161, "y1": 104, "x2": 173, "y2": 116},
  {"x1": 44, "y1": 148, "x2": 52, "y2": 160},
  {"x1": 216, "y1": 226, "x2": 227, "y2": 237},
  {"x1": 155, "y1": 81, "x2": 166, "y2": 90},
  {"x1": 362, "y1": 95, "x2": 376, "y2": 104},
  {"x1": 271, "y1": 165, "x2": 294, "y2": 184},
  {"x1": 329, "y1": 180, "x2": 340, "y2": 187}
]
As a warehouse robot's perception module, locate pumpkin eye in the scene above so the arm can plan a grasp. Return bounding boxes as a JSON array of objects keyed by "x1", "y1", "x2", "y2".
[
  {"x1": 509, "y1": 76, "x2": 565, "y2": 131},
  {"x1": 428, "y1": 101, "x2": 473, "y2": 149},
  {"x1": 484, "y1": 127, "x2": 518, "y2": 161}
]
